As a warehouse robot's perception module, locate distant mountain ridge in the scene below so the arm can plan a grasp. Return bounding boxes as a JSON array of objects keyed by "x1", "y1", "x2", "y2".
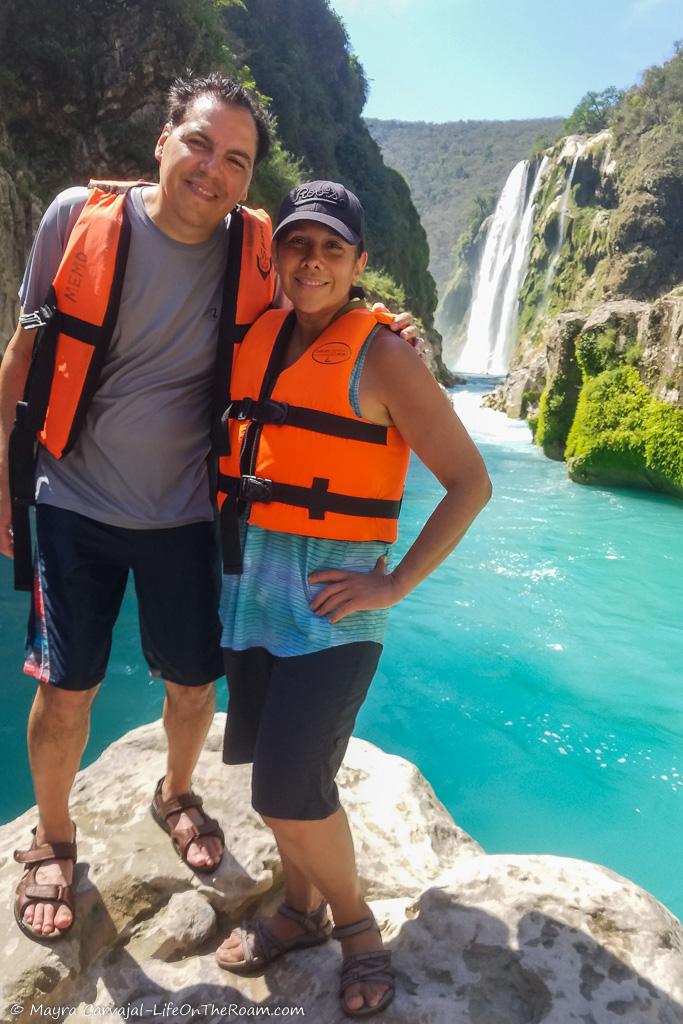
[{"x1": 366, "y1": 117, "x2": 563, "y2": 290}]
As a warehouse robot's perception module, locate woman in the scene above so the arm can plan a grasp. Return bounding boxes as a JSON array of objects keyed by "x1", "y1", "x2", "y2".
[{"x1": 214, "y1": 180, "x2": 491, "y2": 1018}]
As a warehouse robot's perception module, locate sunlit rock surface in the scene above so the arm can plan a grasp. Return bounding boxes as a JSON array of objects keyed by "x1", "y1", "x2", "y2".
[{"x1": 1, "y1": 716, "x2": 681, "y2": 1022}]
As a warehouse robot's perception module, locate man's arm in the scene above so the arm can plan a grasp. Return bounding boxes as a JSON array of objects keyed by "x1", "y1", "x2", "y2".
[
  {"x1": 0, "y1": 325, "x2": 36, "y2": 557},
  {"x1": 0, "y1": 188, "x2": 87, "y2": 558}
]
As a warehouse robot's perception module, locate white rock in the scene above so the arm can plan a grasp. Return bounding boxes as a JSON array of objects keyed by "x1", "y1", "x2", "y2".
[
  {"x1": 147, "y1": 890, "x2": 217, "y2": 960},
  {"x1": 1, "y1": 716, "x2": 681, "y2": 1023}
]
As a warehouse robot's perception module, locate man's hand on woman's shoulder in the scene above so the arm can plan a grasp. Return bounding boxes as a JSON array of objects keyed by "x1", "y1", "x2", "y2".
[{"x1": 371, "y1": 302, "x2": 422, "y2": 350}]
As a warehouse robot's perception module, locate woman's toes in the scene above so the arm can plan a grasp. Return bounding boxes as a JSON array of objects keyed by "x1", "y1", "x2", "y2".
[
  {"x1": 364, "y1": 982, "x2": 387, "y2": 1008},
  {"x1": 344, "y1": 984, "x2": 365, "y2": 1012},
  {"x1": 216, "y1": 931, "x2": 243, "y2": 963}
]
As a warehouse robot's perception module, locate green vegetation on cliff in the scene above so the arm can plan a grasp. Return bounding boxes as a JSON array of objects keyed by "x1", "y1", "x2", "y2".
[
  {"x1": 563, "y1": 87, "x2": 624, "y2": 135},
  {"x1": 490, "y1": 45, "x2": 683, "y2": 500},
  {"x1": 520, "y1": 45, "x2": 683, "y2": 342},
  {"x1": 566, "y1": 367, "x2": 683, "y2": 496}
]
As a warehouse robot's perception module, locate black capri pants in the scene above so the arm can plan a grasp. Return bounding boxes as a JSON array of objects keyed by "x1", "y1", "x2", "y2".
[{"x1": 222, "y1": 642, "x2": 382, "y2": 820}]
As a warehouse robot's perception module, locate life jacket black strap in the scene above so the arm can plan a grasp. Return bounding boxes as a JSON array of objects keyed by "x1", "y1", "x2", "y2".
[
  {"x1": 223, "y1": 398, "x2": 388, "y2": 445},
  {"x1": 219, "y1": 498, "x2": 244, "y2": 576},
  {"x1": 218, "y1": 473, "x2": 401, "y2": 522},
  {"x1": 8, "y1": 401, "x2": 37, "y2": 591},
  {"x1": 56, "y1": 311, "x2": 106, "y2": 348},
  {"x1": 211, "y1": 209, "x2": 245, "y2": 455}
]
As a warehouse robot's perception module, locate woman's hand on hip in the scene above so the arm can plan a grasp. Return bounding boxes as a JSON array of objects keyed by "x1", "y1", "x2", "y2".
[{"x1": 308, "y1": 555, "x2": 403, "y2": 623}]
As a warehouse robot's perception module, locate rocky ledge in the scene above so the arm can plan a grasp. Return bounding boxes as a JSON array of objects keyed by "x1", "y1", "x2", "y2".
[
  {"x1": 485, "y1": 295, "x2": 683, "y2": 499},
  {"x1": 1, "y1": 716, "x2": 682, "y2": 1023}
]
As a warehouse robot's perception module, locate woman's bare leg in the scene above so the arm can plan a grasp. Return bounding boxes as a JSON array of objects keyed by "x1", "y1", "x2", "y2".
[{"x1": 217, "y1": 806, "x2": 389, "y2": 1013}]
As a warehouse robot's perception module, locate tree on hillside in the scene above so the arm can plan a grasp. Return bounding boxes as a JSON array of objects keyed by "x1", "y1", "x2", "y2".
[
  {"x1": 612, "y1": 43, "x2": 683, "y2": 138},
  {"x1": 564, "y1": 87, "x2": 624, "y2": 135}
]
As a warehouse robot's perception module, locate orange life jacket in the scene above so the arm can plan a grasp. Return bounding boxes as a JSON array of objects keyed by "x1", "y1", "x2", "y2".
[
  {"x1": 217, "y1": 306, "x2": 410, "y2": 561},
  {"x1": 20, "y1": 179, "x2": 274, "y2": 459},
  {"x1": 9, "y1": 179, "x2": 274, "y2": 590}
]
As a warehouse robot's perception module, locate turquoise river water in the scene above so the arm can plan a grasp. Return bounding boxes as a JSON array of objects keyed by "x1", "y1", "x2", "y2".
[{"x1": 1, "y1": 384, "x2": 681, "y2": 921}]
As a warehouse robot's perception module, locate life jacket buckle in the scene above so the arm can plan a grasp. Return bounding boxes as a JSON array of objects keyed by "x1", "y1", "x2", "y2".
[
  {"x1": 239, "y1": 475, "x2": 273, "y2": 503},
  {"x1": 259, "y1": 399, "x2": 288, "y2": 425},
  {"x1": 223, "y1": 398, "x2": 289, "y2": 426},
  {"x1": 236, "y1": 397, "x2": 255, "y2": 421},
  {"x1": 19, "y1": 304, "x2": 56, "y2": 330}
]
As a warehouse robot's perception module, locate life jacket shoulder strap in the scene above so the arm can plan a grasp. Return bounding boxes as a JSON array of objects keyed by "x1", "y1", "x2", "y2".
[{"x1": 87, "y1": 178, "x2": 157, "y2": 194}]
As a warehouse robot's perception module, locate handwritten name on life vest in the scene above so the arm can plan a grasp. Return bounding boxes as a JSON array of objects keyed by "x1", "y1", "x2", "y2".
[
  {"x1": 63, "y1": 251, "x2": 87, "y2": 304},
  {"x1": 256, "y1": 221, "x2": 272, "y2": 281}
]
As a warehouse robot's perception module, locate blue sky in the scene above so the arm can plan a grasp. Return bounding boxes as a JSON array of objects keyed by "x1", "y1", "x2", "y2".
[{"x1": 328, "y1": 0, "x2": 681, "y2": 122}]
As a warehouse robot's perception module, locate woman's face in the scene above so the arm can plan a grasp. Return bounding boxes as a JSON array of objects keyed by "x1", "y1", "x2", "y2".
[{"x1": 274, "y1": 221, "x2": 367, "y2": 318}]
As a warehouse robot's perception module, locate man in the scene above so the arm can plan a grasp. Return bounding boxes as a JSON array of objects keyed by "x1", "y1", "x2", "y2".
[
  {"x1": 0, "y1": 73, "x2": 275, "y2": 941},
  {"x1": 0, "y1": 72, "x2": 416, "y2": 942}
]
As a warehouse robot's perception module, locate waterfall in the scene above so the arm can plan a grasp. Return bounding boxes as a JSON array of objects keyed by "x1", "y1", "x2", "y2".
[
  {"x1": 455, "y1": 156, "x2": 548, "y2": 377},
  {"x1": 543, "y1": 143, "x2": 584, "y2": 297}
]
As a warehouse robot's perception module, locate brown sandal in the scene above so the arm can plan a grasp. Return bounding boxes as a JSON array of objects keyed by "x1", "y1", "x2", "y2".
[
  {"x1": 332, "y1": 917, "x2": 395, "y2": 1019},
  {"x1": 150, "y1": 777, "x2": 225, "y2": 874},
  {"x1": 14, "y1": 825, "x2": 78, "y2": 944}
]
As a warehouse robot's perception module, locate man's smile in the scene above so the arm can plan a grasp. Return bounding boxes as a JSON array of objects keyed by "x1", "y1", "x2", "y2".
[{"x1": 186, "y1": 179, "x2": 219, "y2": 201}]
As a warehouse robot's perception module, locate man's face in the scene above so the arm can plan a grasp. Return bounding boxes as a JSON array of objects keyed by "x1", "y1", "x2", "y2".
[{"x1": 154, "y1": 94, "x2": 258, "y2": 239}]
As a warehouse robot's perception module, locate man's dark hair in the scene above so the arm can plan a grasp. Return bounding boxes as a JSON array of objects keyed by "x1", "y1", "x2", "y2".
[{"x1": 166, "y1": 71, "x2": 271, "y2": 165}]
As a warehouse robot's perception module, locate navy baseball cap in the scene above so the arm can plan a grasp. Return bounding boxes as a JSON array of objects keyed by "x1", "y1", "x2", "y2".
[{"x1": 273, "y1": 180, "x2": 365, "y2": 246}]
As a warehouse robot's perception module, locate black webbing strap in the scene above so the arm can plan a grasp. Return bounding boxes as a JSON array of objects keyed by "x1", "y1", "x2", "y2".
[
  {"x1": 224, "y1": 398, "x2": 388, "y2": 445},
  {"x1": 218, "y1": 473, "x2": 401, "y2": 522},
  {"x1": 219, "y1": 311, "x2": 297, "y2": 573},
  {"x1": 211, "y1": 208, "x2": 245, "y2": 455},
  {"x1": 9, "y1": 292, "x2": 60, "y2": 592},
  {"x1": 8, "y1": 403, "x2": 37, "y2": 591}
]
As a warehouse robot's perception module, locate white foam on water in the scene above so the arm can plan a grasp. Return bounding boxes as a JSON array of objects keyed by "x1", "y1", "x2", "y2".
[{"x1": 451, "y1": 388, "x2": 533, "y2": 448}]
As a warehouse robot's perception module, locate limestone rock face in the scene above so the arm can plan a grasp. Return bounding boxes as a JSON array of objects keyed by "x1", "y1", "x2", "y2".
[
  {"x1": 1, "y1": 716, "x2": 682, "y2": 1023},
  {"x1": 0, "y1": 158, "x2": 41, "y2": 349}
]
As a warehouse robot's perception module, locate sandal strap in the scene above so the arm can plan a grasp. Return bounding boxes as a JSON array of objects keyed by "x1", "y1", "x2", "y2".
[
  {"x1": 332, "y1": 916, "x2": 378, "y2": 941},
  {"x1": 277, "y1": 898, "x2": 328, "y2": 934},
  {"x1": 153, "y1": 778, "x2": 204, "y2": 820},
  {"x1": 16, "y1": 876, "x2": 75, "y2": 918},
  {"x1": 172, "y1": 816, "x2": 225, "y2": 857},
  {"x1": 21, "y1": 882, "x2": 72, "y2": 901},
  {"x1": 239, "y1": 917, "x2": 287, "y2": 966},
  {"x1": 340, "y1": 950, "x2": 394, "y2": 992},
  {"x1": 14, "y1": 840, "x2": 77, "y2": 865}
]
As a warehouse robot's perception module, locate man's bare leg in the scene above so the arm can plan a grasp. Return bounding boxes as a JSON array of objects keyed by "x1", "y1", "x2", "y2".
[
  {"x1": 161, "y1": 679, "x2": 223, "y2": 870},
  {"x1": 21, "y1": 681, "x2": 98, "y2": 936},
  {"x1": 217, "y1": 807, "x2": 388, "y2": 1013}
]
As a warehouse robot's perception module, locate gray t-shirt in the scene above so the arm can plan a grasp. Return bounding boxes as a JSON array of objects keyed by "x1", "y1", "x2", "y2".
[{"x1": 19, "y1": 186, "x2": 231, "y2": 528}]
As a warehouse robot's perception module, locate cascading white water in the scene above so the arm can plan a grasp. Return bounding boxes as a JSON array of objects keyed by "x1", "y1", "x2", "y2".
[
  {"x1": 543, "y1": 143, "x2": 584, "y2": 296},
  {"x1": 455, "y1": 157, "x2": 548, "y2": 377}
]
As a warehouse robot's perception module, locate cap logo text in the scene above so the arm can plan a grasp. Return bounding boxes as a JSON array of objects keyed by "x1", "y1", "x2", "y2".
[{"x1": 293, "y1": 184, "x2": 345, "y2": 208}]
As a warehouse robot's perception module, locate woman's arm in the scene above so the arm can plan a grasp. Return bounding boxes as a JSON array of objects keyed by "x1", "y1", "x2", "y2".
[{"x1": 309, "y1": 331, "x2": 492, "y2": 623}]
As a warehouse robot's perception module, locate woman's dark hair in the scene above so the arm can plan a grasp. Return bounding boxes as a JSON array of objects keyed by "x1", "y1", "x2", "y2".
[{"x1": 166, "y1": 71, "x2": 271, "y2": 165}]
